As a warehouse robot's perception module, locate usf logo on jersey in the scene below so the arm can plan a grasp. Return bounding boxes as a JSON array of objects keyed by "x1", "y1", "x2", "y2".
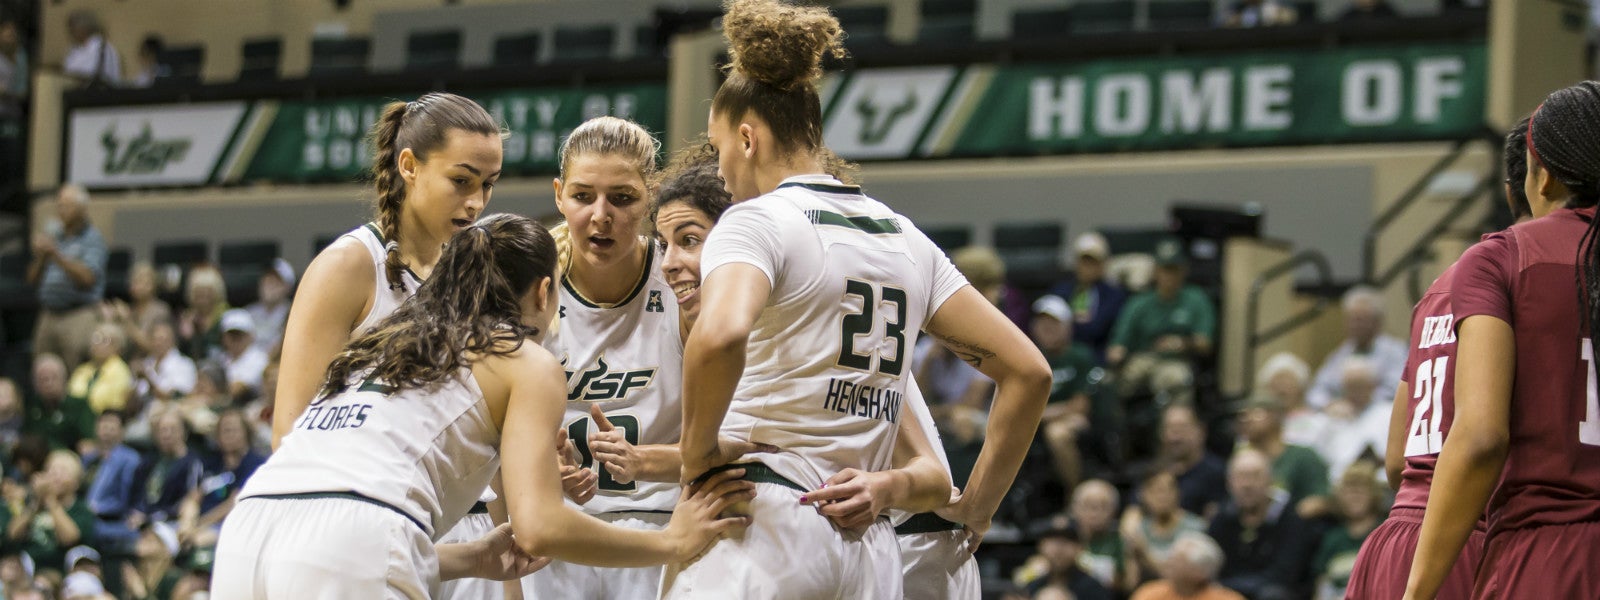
[{"x1": 561, "y1": 354, "x2": 657, "y2": 402}]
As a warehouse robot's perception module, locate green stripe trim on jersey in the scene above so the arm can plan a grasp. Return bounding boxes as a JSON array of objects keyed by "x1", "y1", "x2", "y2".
[
  {"x1": 777, "y1": 181, "x2": 865, "y2": 196},
  {"x1": 806, "y1": 210, "x2": 902, "y2": 235},
  {"x1": 562, "y1": 243, "x2": 656, "y2": 309},
  {"x1": 362, "y1": 222, "x2": 427, "y2": 283}
]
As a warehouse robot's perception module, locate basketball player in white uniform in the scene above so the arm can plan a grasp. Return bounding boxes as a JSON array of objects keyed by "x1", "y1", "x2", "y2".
[
  {"x1": 215, "y1": 215, "x2": 754, "y2": 599},
  {"x1": 895, "y1": 382, "x2": 982, "y2": 600}
]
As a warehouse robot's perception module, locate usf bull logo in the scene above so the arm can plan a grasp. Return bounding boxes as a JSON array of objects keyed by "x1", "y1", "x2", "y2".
[
  {"x1": 101, "y1": 122, "x2": 191, "y2": 175},
  {"x1": 561, "y1": 354, "x2": 656, "y2": 402}
]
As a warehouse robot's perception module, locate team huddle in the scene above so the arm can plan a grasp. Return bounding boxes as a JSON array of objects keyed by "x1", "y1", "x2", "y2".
[{"x1": 206, "y1": 1, "x2": 1052, "y2": 598}]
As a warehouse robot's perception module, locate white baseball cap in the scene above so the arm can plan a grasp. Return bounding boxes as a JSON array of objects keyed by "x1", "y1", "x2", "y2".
[
  {"x1": 221, "y1": 308, "x2": 255, "y2": 334},
  {"x1": 1032, "y1": 295, "x2": 1072, "y2": 323},
  {"x1": 1074, "y1": 232, "x2": 1110, "y2": 261}
]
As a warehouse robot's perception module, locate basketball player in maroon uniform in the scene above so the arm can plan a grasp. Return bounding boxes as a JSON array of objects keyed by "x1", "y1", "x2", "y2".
[
  {"x1": 1405, "y1": 82, "x2": 1600, "y2": 599},
  {"x1": 1343, "y1": 118, "x2": 1530, "y2": 599}
]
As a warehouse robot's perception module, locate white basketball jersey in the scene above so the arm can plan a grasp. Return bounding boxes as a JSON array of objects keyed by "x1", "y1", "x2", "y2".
[
  {"x1": 701, "y1": 175, "x2": 968, "y2": 489},
  {"x1": 240, "y1": 370, "x2": 499, "y2": 541},
  {"x1": 542, "y1": 243, "x2": 683, "y2": 514},
  {"x1": 345, "y1": 223, "x2": 424, "y2": 335}
]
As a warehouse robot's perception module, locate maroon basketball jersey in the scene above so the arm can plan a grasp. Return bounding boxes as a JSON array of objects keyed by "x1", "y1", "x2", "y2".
[
  {"x1": 1393, "y1": 262, "x2": 1459, "y2": 512},
  {"x1": 1453, "y1": 206, "x2": 1600, "y2": 534}
]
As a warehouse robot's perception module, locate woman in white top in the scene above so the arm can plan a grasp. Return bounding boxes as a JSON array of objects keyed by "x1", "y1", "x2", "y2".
[
  {"x1": 213, "y1": 214, "x2": 753, "y2": 599},
  {"x1": 667, "y1": 1, "x2": 1052, "y2": 597}
]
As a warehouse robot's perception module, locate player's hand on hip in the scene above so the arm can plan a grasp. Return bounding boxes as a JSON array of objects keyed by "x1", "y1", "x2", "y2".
[
  {"x1": 802, "y1": 468, "x2": 886, "y2": 535},
  {"x1": 935, "y1": 490, "x2": 991, "y2": 556},
  {"x1": 668, "y1": 467, "x2": 757, "y2": 561},
  {"x1": 472, "y1": 523, "x2": 553, "y2": 581}
]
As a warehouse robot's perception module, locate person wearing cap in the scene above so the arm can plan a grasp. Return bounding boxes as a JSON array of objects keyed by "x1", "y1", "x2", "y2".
[
  {"x1": 246, "y1": 258, "x2": 295, "y2": 355},
  {"x1": 1235, "y1": 394, "x2": 1331, "y2": 518},
  {"x1": 123, "y1": 520, "x2": 182, "y2": 600},
  {"x1": 1050, "y1": 232, "x2": 1128, "y2": 362},
  {"x1": 60, "y1": 570, "x2": 107, "y2": 600},
  {"x1": 1015, "y1": 515, "x2": 1114, "y2": 600},
  {"x1": 1033, "y1": 294, "x2": 1104, "y2": 490},
  {"x1": 6, "y1": 450, "x2": 96, "y2": 579},
  {"x1": 1207, "y1": 448, "x2": 1318, "y2": 600},
  {"x1": 65, "y1": 322, "x2": 133, "y2": 415},
  {"x1": 27, "y1": 184, "x2": 108, "y2": 372},
  {"x1": 217, "y1": 308, "x2": 269, "y2": 402},
  {"x1": 1107, "y1": 238, "x2": 1216, "y2": 407}
]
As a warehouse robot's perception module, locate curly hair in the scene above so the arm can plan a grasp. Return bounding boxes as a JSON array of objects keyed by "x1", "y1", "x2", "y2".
[
  {"x1": 713, "y1": 0, "x2": 846, "y2": 157},
  {"x1": 368, "y1": 93, "x2": 501, "y2": 292},
  {"x1": 318, "y1": 214, "x2": 557, "y2": 400}
]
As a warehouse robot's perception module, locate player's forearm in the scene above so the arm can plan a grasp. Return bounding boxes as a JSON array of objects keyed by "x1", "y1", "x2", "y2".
[
  {"x1": 634, "y1": 444, "x2": 683, "y2": 483},
  {"x1": 518, "y1": 507, "x2": 680, "y2": 567},
  {"x1": 1404, "y1": 427, "x2": 1505, "y2": 599},
  {"x1": 959, "y1": 369, "x2": 1050, "y2": 518},
  {"x1": 876, "y1": 457, "x2": 951, "y2": 514},
  {"x1": 436, "y1": 540, "x2": 486, "y2": 580},
  {"x1": 680, "y1": 329, "x2": 746, "y2": 476}
]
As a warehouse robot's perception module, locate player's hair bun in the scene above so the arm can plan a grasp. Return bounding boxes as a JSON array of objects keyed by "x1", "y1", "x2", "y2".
[{"x1": 723, "y1": 0, "x2": 846, "y2": 92}]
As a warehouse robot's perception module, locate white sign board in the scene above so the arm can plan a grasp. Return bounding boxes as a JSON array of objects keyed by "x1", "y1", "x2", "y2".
[{"x1": 68, "y1": 102, "x2": 248, "y2": 188}]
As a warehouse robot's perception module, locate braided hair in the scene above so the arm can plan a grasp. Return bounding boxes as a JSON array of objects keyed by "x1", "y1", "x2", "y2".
[
  {"x1": 367, "y1": 92, "x2": 500, "y2": 292},
  {"x1": 1528, "y1": 83, "x2": 1600, "y2": 374},
  {"x1": 1504, "y1": 117, "x2": 1531, "y2": 221}
]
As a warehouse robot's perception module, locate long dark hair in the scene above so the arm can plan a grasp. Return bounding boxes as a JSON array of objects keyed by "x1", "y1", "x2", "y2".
[
  {"x1": 368, "y1": 92, "x2": 501, "y2": 292},
  {"x1": 712, "y1": 0, "x2": 845, "y2": 158},
  {"x1": 1529, "y1": 83, "x2": 1600, "y2": 368},
  {"x1": 319, "y1": 214, "x2": 557, "y2": 399}
]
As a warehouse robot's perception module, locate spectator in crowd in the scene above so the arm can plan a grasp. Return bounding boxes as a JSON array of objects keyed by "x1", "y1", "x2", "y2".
[
  {"x1": 1018, "y1": 520, "x2": 1114, "y2": 600},
  {"x1": 1159, "y1": 404, "x2": 1228, "y2": 518},
  {"x1": 1130, "y1": 532, "x2": 1246, "y2": 600},
  {"x1": 22, "y1": 354, "x2": 95, "y2": 453},
  {"x1": 0, "y1": 378, "x2": 23, "y2": 459},
  {"x1": 1256, "y1": 352, "x2": 1327, "y2": 449},
  {"x1": 1312, "y1": 461, "x2": 1384, "y2": 600},
  {"x1": 1310, "y1": 358, "x2": 1388, "y2": 486},
  {"x1": 124, "y1": 361, "x2": 215, "y2": 451},
  {"x1": 1109, "y1": 238, "x2": 1216, "y2": 406},
  {"x1": 67, "y1": 323, "x2": 133, "y2": 415},
  {"x1": 241, "y1": 361, "x2": 276, "y2": 452},
  {"x1": 8, "y1": 434, "x2": 48, "y2": 480},
  {"x1": 5, "y1": 450, "x2": 95, "y2": 576},
  {"x1": 105, "y1": 262, "x2": 172, "y2": 358},
  {"x1": 176, "y1": 265, "x2": 227, "y2": 362},
  {"x1": 61, "y1": 10, "x2": 120, "y2": 87},
  {"x1": 126, "y1": 35, "x2": 167, "y2": 88},
  {"x1": 1306, "y1": 286, "x2": 1406, "y2": 410},
  {"x1": 952, "y1": 245, "x2": 1030, "y2": 331},
  {"x1": 64, "y1": 545, "x2": 102, "y2": 583},
  {"x1": 83, "y1": 411, "x2": 140, "y2": 553},
  {"x1": 0, "y1": 547, "x2": 33, "y2": 596},
  {"x1": 1069, "y1": 479, "x2": 1129, "y2": 592},
  {"x1": 61, "y1": 570, "x2": 106, "y2": 600},
  {"x1": 1236, "y1": 394, "x2": 1330, "y2": 517},
  {"x1": 131, "y1": 321, "x2": 196, "y2": 406},
  {"x1": 1034, "y1": 294, "x2": 1103, "y2": 490},
  {"x1": 1339, "y1": 0, "x2": 1398, "y2": 20},
  {"x1": 27, "y1": 185, "x2": 108, "y2": 371},
  {"x1": 216, "y1": 309, "x2": 268, "y2": 402},
  {"x1": 1208, "y1": 449, "x2": 1318, "y2": 600},
  {"x1": 121, "y1": 522, "x2": 180, "y2": 600},
  {"x1": 1050, "y1": 232, "x2": 1128, "y2": 362},
  {"x1": 245, "y1": 258, "x2": 294, "y2": 355},
  {"x1": 177, "y1": 409, "x2": 263, "y2": 548},
  {"x1": 128, "y1": 411, "x2": 202, "y2": 528},
  {"x1": 1122, "y1": 470, "x2": 1209, "y2": 586},
  {"x1": 1220, "y1": 0, "x2": 1299, "y2": 27}
]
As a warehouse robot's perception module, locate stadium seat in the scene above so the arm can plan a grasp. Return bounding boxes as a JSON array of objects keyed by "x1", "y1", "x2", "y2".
[
  {"x1": 309, "y1": 37, "x2": 371, "y2": 78},
  {"x1": 922, "y1": 225, "x2": 973, "y2": 253},
  {"x1": 154, "y1": 46, "x2": 204, "y2": 86},
  {"x1": 219, "y1": 241, "x2": 278, "y2": 308},
  {"x1": 312, "y1": 233, "x2": 343, "y2": 257},
  {"x1": 1068, "y1": 0, "x2": 1136, "y2": 34},
  {"x1": 1148, "y1": 0, "x2": 1216, "y2": 31},
  {"x1": 552, "y1": 25, "x2": 615, "y2": 63},
  {"x1": 239, "y1": 38, "x2": 282, "y2": 81},
  {"x1": 1290, "y1": 0, "x2": 1320, "y2": 22},
  {"x1": 919, "y1": 0, "x2": 976, "y2": 44},
  {"x1": 104, "y1": 247, "x2": 132, "y2": 302},
  {"x1": 634, "y1": 25, "x2": 662, "y2": 59},
  {"x1": 1011, "y1": 8, "x2": 1073, "y2": 41},
  {"x1": 492, "y1": 32, "x2": 542, "y2": 67},
  {"x1": 406, "y1": 30, "x2": 462, "y2": 70},
  {"x1": 992, "y1": 222, "x2": 1064, "y2": 250},
  {"x1": 219, "y1": 241, "x2": 278, "y2": 268},
  {"x1": 153, "y1": 240, "x2": 210, "y2": 307},
  {"x1": 835, "y1": 5, "x2": 890, "y2": 49}
]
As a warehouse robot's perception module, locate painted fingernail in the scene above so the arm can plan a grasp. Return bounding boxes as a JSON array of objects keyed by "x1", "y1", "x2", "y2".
[{"x1": 799, "y1": 495, "x2": 808, "y2": 503}]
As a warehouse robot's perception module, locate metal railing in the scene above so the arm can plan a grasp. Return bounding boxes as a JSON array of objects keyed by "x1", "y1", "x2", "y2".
[{"x1": 1244, "y1": 249, "x2": 1335, "y2": 388}]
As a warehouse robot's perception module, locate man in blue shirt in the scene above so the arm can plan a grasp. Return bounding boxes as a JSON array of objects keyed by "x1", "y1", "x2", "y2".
[
  {"x1": 1050, "y1": 232, "x2": 1127, "y2": 363},
  {"x1": 83, "y1": 411, "x2": 140, "y2": 553},
  {"x1": 27, "y1": 184, "x2": 107, "y2": 371}
]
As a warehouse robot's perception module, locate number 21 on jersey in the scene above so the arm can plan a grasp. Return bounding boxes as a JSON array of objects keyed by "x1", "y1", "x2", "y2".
[{"x1": 1406, "y1": 356, "x2": 1448, "y2": 457}]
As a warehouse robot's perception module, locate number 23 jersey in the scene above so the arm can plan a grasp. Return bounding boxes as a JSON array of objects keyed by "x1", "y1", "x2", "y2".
[
  {"x1": 701, "y1": 175, "x2": 968, "y2": 489},
  {"x1": 544, "y1": 243, "x2": 683, "y2": 514}
]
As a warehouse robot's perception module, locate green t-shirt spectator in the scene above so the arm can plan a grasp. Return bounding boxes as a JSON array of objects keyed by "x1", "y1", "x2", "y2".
[
  {"x1": 12, "y1": 498, "x2": 95, "y2": 573},
  {"x1": 1313, "y1": 525, "x2": 1371, "y2": 597},
  {"x1": 1110, "y1": 286, "x2": 1217, "y2": 355},
  {"x1": 23, "y1": 393, "x2": 95, "y2": 451},
  {"x1": 1047, "y1": 343, "x2": 1100, "y2": 402},
  {"x1": 1081, "y1": 530, "x2": 1125, "y2": 590},
  {"x1": 1273, "y1": 445, "x2": 1331, "y2": 505}
]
